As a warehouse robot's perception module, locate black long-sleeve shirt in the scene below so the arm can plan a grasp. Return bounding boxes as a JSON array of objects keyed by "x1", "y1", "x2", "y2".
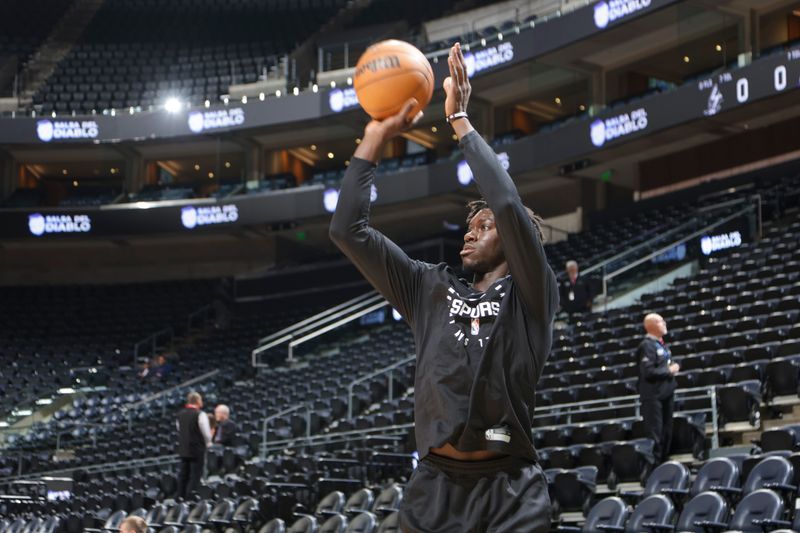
[
  {"x1": 637, "y1": 336, "x2": 676, "y2": 400},
  {"x1": 329, "y1": 130, "x2": 558, "y2": 460}
]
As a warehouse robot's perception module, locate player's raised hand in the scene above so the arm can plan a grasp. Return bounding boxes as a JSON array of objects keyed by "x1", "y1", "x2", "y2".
[
  {"x1": 443, "y1": 42, "x2": 471, "y2": 117},
  {"x1": 363, "y1": 98, "x2": 423, "y2": 143}
]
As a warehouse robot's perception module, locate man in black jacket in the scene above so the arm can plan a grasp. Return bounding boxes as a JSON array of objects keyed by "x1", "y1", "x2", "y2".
[
  {"x1": 330, "y1": 43, "x2": 556, "y2": 533},
  {"x1": 212, "y1": 404, "x2": 237, "y2": 446},
  {"x1": 175, "y1": 392, "x2": 211, "y2": 499},
  {"x1": 560, "y1": 260, "x2": 592, "y2": 315},
  {"x1": 638, "y1": 313, "x2": 680, "y2": 463}
]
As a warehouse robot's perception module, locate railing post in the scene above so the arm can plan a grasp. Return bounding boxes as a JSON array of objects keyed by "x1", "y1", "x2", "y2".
[
  {"x1": 288, "y1": 343, "x2": 294, "y2": 362},
  {"x1": 344, "y1": 43, "x2": 349, "y2": 69},
  {"x1": 388, "y1": 371, "x2": 394, "y2": 402},
  {"x1": 305, "y1": 408, "x2": 310, "y2": 438},
  {"x1": 261, "y1": 418, "x2": 268, "y2": 460},
  {"x1": 710, "y1": 386, "x2": 719, "y2": 450},
  {"x1": 347, "y1": 383, "x2": 354, "y2": 421},
  {"x1": 635, "y1": 396, "x2": 640, "y2": 418}
]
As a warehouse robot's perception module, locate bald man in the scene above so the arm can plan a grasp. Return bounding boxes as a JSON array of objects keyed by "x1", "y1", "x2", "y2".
[
  {"x1": 213, "y1": 404, "x2": 237, "y2": 446},
  {"x1": 120, "y1": 517, "x2": 147, "y2": 533},
  {"x1": 637, "y1": 313, "x2": 679, "y2": 463}
]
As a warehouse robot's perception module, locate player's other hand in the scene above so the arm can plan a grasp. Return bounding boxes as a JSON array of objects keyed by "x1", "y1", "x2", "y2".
[
  {"x1": 669, "y1": 363, "x2": 680, "y2": 375},
  {"x1": 363, "y1": 98, "x2": 423, "y2": 143},
  {"x1": 443, "y1": 42, "x2": 471, "y2": 116}
]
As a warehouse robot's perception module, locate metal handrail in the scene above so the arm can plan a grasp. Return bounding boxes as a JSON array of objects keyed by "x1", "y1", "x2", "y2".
[
  {"x1": 260, "y1": 385, "x2": 721, "y2": 454},
  {"x1": 602, "y1": 202, "x2": 759, "y2": 299},
  {"x1": 347, "y1": 355, "x2": 415, "y2": 420},
  {"x1": 252, "y1": 291, "x2": 385, "y2": 365},
  {"x1": 261, "y1": 422, "x2": 414, "y2": 455},
  {"x1": 122, "y1": 369, "x2": 220, "y2": 416},
  {"x1": 536, "y1": 385, "x2": 720, "y2": 448},
  {"x1": 578, "y1": 195, "x2": 753, "y2": 280},
  {"x1": 285, "y1": 299, "x2": 390, "y2": 362},
  {"x1": 0, "y1": 454, "x2": 181, "y2": 484},
  {"x1": 133, "y1": 326, "x2": 174, "y2": 364},
  {"x1": 261, "y1": 403, "x2": 311, "y2": 459},
  {"x1": 257, "y1": 291, "x2": 378, "y2": 346},
  {"x1": 187, "y1": 304, "x2": 214, "y2": 332}
]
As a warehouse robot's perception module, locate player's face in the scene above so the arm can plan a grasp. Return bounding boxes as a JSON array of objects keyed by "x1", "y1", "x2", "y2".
[{"x1": 461, "y1": 209, "x2": 504, "y2": 273}]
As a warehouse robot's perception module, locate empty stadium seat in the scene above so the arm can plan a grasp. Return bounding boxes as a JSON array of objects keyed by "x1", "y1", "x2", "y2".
[{"x1": 557, "y1": 496, "x2": 628, "y2": 533}]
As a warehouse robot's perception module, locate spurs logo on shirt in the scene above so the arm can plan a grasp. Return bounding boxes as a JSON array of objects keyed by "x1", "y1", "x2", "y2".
[{"x1": 446, "y1": 278, "x2": 506, "y2": 348}]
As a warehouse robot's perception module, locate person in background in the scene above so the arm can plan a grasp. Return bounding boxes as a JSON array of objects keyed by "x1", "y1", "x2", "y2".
[
  {"x1": 559, "y1": 260, "x2": 592, "y2": 315},
  {"x1": 151, "y1": 354, "x2": 173, "y2": 380},
  {"x1": 212, "y1": 404, "x2": 237, "y2": 446},
  {"x1": 175, "y1": 391, "x2": 211, "y2": 499},
  {"x1": 119, "y1": 516, "x2": 147, "y2": 533},
  {"x1": 637, "y1": 313, "x2": 679, "y2": 463}
]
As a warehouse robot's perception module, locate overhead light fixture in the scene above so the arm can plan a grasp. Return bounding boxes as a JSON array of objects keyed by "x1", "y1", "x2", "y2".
[
  {"x1": 62, "y1": 169, "x2": 68, "y2": 175},
  {"x1": 194, "y1": 164, "x2": 200, "y2": 171},
  {"x1": 259, "y1": 92, "x2": 265, "y2": 101},
  {"x1": 293, "y1": 87, "x2": 299, "y2": 96},
  {"x1": 224, "y1": 161, "x2": 231, "y2": 168},
  {"x1": 431, "y1": 126, "x2": 437, "y2": 133},
  {"x1": 310, "y1": 144, "x2": 317, "y2": 151},
  {"x1": 327, "y1": 152, "x2": 334, "y2": 159},
  {"x1": 204, "y1": 100, "x2": 210, "y2": 108},
  {"x1": 355, "y1": 138, "x2": 361, "y2": 144},
  {"x1": 346, "y1": 77, "x2": 353, "y2": 85},
  {"x1": 275, "y1": 89, "x2": 282, "y2": 97},
  {"x1": 72, "y1": 180, "x2": 79, "y2": 187},
  {"x1": 241, "y1": 95, "x2": 248, "y2": 104},
  {"x1": 312, "y1": 84, "x2": 319, "y2": 93},
  {"x1": 330, "y1": 81, "x2": 336, "y2": 88},
  {"x1": 208, "y1": 171, "x2": 214, "y2": 178},
  {"x1": 579, "y1": 104, "x2": 586, "y2": 111},
  {"x1": 715, "y1": 44, "x2": 722, "y2": 52},
  {"x1": 554, "y1": 97, "x2": 562, "y2": 105},
  {"x1": 683, "y1": 55, "x2": 691, "y2": 63}
]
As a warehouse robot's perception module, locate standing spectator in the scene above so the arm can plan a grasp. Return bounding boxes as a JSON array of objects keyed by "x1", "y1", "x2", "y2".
[
  {"x1": 637, "y1": 313, "x2": 679, "y2": 463},
  {"x1": 559, "y1": 260, "x2": 592, "y2": 315},
  {"x1": 175, "y1": 391, "x2": 211, "y2": 499},
  {"x1": 119, "y1": 517, "x2": 147, "y2": 533},
  {"x1": 212, "y1": 404, "x2": 237, "y2": 446},
  {"x1": 152, "y1": 354, "x2": 174, "y2": 380}
]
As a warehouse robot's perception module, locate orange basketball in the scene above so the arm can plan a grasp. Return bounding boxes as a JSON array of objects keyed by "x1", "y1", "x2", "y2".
[{"x1": 354, "y1": 39, "x2": 434, "y2": 121}]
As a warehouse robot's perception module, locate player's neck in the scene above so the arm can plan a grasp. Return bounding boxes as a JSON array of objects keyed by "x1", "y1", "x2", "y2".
[{"x1": 470, "y1": 263, "x2": 509, "y2": 292}]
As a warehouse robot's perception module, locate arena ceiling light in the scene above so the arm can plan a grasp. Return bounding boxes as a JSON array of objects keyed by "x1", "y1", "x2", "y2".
[{"x1": 163, "y1": 97, "x2": 182, "y2": 113}]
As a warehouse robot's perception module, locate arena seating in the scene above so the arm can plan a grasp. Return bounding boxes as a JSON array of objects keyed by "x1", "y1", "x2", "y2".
[
  {"x1": 31, "y1": 0, "x2": 348, "y2": 114},
  {"x1": 0, "y1": 281, "x2": 216, "y2": 421},
  {"x1": 0, "y1": 0, "x2": 72, "y2": 67},
  {"x1": 2, "y1": 162, "x2": 800, "y2": 531}
]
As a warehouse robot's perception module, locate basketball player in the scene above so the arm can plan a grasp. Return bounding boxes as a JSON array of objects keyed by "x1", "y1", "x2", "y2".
[{"x1": 330, "y1": 43, "x2": 556, "y2": 532}]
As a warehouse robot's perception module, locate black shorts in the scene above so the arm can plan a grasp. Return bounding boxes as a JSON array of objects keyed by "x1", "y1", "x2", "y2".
[{"x1": 399, "y1": 454, "x2": 551, "y2": 533}]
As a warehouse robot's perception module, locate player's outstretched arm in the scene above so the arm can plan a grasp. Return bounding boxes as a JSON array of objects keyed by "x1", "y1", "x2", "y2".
[
  {"x1": 444, "y1": 43, "x2": 558, "y2": 324},
  {"x1": 329, "y1": 100, "x2": 427, "y2": 323}
]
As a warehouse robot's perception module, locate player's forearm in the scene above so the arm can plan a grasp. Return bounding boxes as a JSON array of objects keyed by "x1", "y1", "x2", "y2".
[
  {"x1": 450, "y1": 117, "x2": 475, "y2": 140},
  {"x1": 329, "y1": 157, "x2": 375, "y2": 246},
  {"x1": 353, "y1": 129, "x2": 387, "y2": 164}
]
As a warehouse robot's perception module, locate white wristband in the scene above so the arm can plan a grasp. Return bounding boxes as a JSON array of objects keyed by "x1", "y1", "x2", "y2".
[{"x1": 446, "y1": 112, "x2": 468, "y2": 124}]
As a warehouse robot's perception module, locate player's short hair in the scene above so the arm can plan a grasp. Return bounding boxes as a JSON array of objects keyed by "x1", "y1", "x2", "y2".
[
  {"x1": 120, "y1": 517, "x2": 147, "y2": 533},
  {"x1": 186, "y1": 391, "x2": 202, "y2": 405},
  {"x1": 466, "y1": 199, "x2": 546, "y2": 243}
]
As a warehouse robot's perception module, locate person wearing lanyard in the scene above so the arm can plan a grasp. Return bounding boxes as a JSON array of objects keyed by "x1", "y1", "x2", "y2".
[
  {"x1": 637, "y1": 313, "x2": 680, "y2": 463},
  {"x1": 560, "y1": 260, "x2": 592, "y2": 316}
]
